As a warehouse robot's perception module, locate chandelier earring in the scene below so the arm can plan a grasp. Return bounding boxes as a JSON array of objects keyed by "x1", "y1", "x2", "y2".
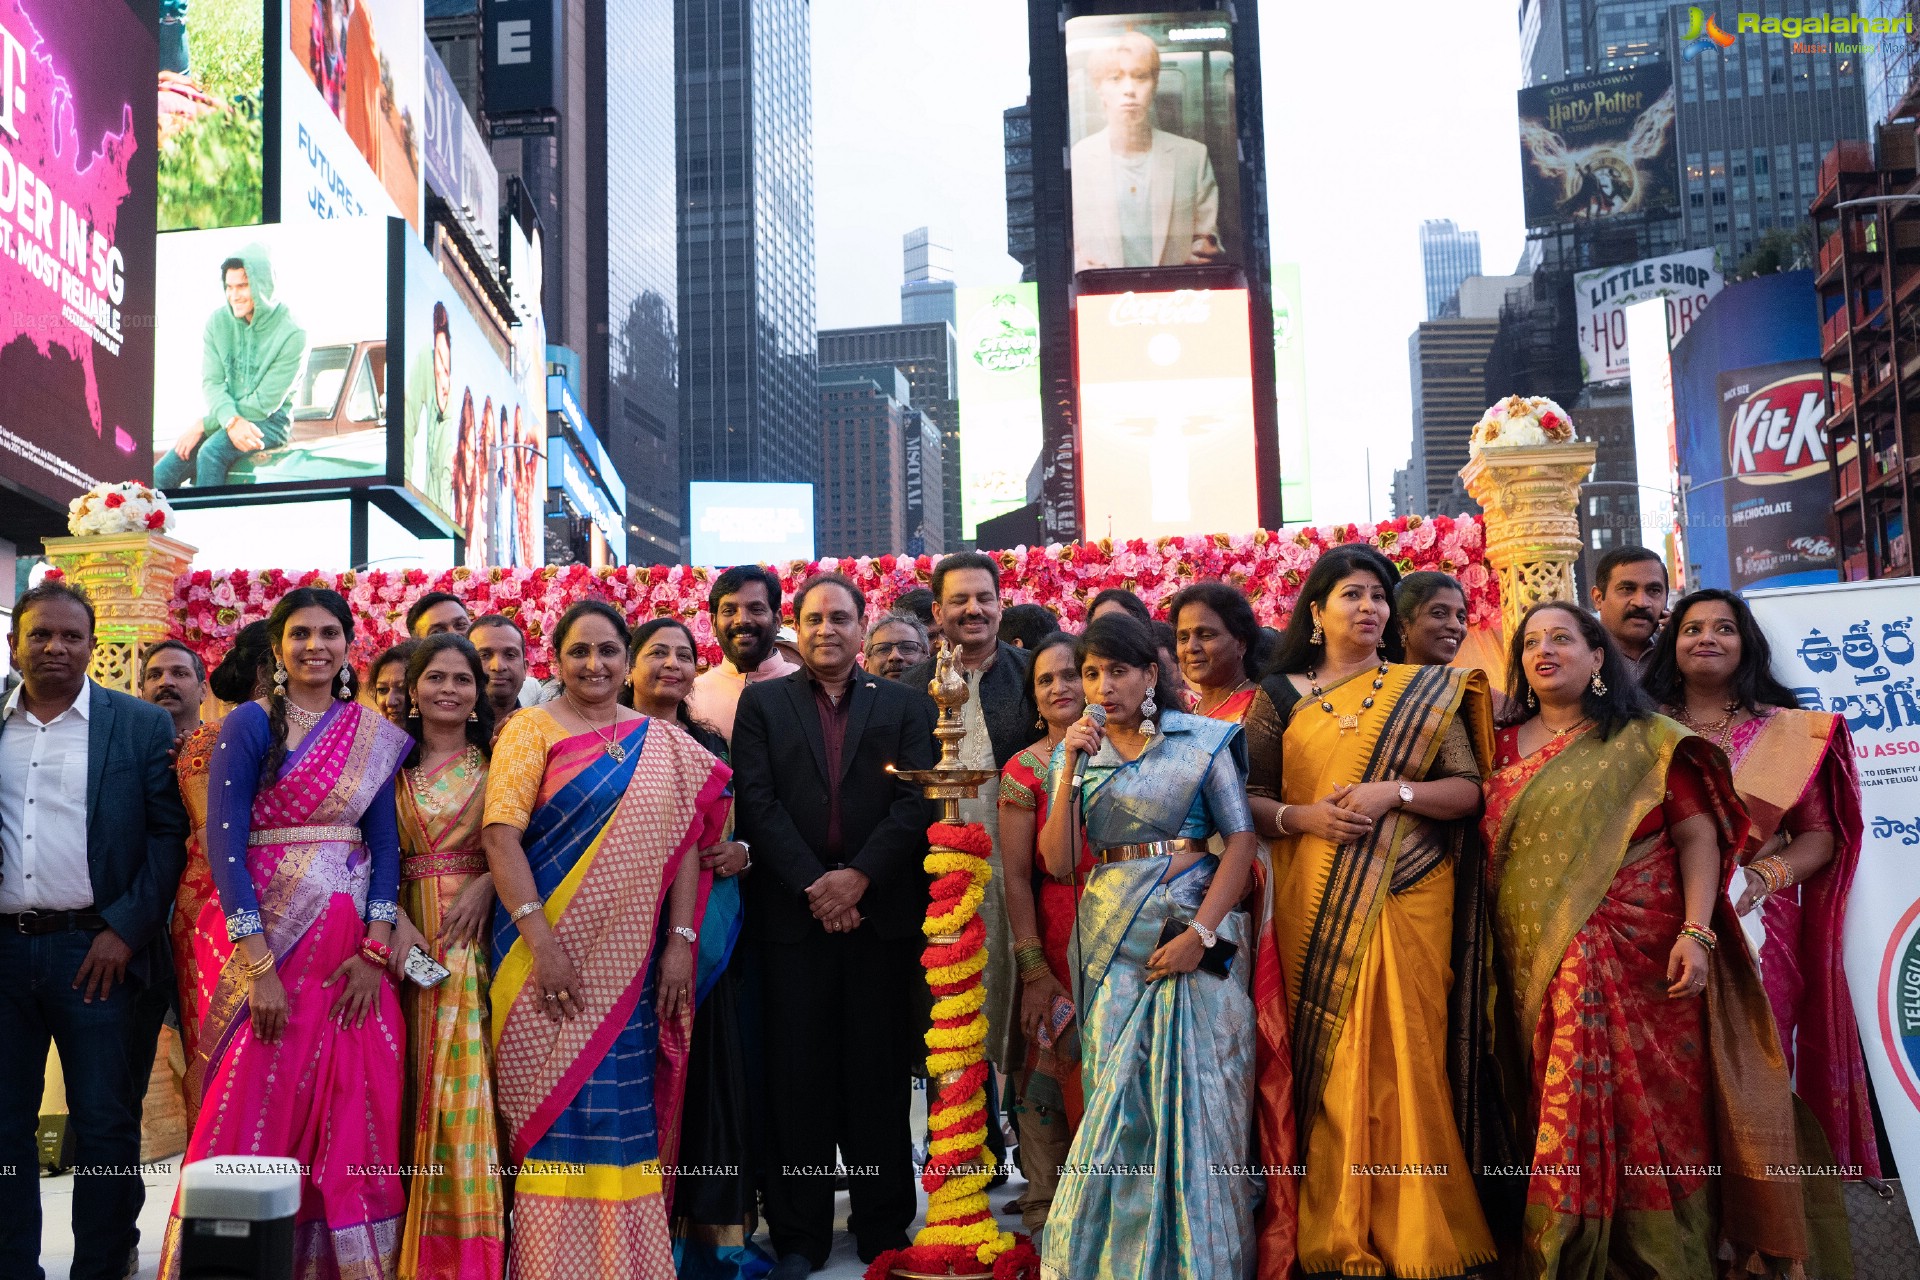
[
  {"x1": 1140, "y1": 687, "x2": 1158, "y2": 737},
  {"x1": 1589, "y1": 669, "x2": 1608, "y2": 697},
  {"x1": 336, "y1": 666, "x2": 353, "y2": 701},
  {"x1": 1525, "y1": 684, "x2": 1538, "y2": 709},
  {"x1": 273, "y1": 662, "x2": 288, "y2": 697},
  {"x1": 1309, "y1": 615, "x2": 1324, "y2": 646}
]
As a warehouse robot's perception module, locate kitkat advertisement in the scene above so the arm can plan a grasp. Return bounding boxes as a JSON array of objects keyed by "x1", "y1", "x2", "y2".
[
  {"x1": 0, "y1": 0, "x2": 156, "y2": 515},
  {"x1": 1719, "y1": 360, "x2": 1838, "y2": 589}
]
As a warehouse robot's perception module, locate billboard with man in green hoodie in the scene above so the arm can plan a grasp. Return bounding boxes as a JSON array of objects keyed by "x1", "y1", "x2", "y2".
[{"x1": 153, "y1": 219, "x2": 390, "y2": 490}]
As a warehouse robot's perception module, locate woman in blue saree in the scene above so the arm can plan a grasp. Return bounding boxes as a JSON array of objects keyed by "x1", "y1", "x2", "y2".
[
  {"x1": 483, "y1": 602, "x2": 732, "y2": 1275},
  {"x1": 1036, "y1": 614, "x2": 1260, "y2": 1280}
]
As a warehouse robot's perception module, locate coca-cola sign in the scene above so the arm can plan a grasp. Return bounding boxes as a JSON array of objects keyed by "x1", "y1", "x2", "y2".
[
  {"x1": 1724, "y1": 369, "x2": 1829, "y2": 483},
  {"x1": 1104, "y1": 290, "x2": 1214, "y2": 327}
]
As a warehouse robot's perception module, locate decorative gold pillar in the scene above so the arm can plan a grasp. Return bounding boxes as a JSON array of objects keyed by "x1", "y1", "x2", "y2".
[
  {"x1": 1460, "y1": 441, "x2": 1597, "y2": 643},
  {"x1": 40, "y1": 532, "x2": 197, "y2": 692}
]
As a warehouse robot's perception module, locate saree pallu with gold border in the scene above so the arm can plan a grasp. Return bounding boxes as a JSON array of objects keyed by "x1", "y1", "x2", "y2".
[
  {"x1": 170, "y1": 719, "x2": 232, "y2": 1110},
  {"x1": 488, "y1": 715, "x2": 731, "y2": 1278},
  {"x1": 1262, "y1": 663, "x2": 1497, "y2": 1280},
  {"x1": 1727, "y1": 708, "x2": 1880, "y2": 1177},
  {"x1": 1481, "y1": 716, "x2": 1816, "y2": 1279},
  {"x1": 396, "y1": 748, "x2": 505, "y2": 1280},
  {"x1": 162, "y1": 699, "x2": 414, "y2": 1280}
]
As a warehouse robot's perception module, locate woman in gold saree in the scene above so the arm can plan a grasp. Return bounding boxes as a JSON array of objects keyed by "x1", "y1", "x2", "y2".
[
  {"x1": 1642, "y1": 588, "x2": 1879, "y2": 1177},
  {"x1": 1483, "y1": 601, "x2": 1814, "y2": 1277},
  {"x1": 395, "y1": 634, "x2": 505, "y2": 1279},
  {"x1": 482, "y1": 601, "x2": 732, "y2": 1275},
  {"x1": 1243, "y1": 544, "x2": 1496, "y2": 1279}
]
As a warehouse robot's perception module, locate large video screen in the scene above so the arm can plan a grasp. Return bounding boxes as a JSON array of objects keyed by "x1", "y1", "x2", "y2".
[
  {"x1": 282, "y1": 0, "x2": 422, "y2": 227},
  {"x1": 1518, "y1": 65, "x2": 1677, "y2": 229},
  {"x1": 152, "y1": 218, "x2": 390, "y2": 493},
  {"x1": 401, "y1": 236, "x2": 541, "y2": 566},
  {"x1": 0, "y1": 0, "x2": 158, "y2": 511},
  {"x1": 1718, "y1": 361, "x2": 1838, "y2": 589},
  {"x1": 158, "y1": 0, "x2": 264, "y2": 230},
  {"x1": 955, "y1": 284, "x2": 1042, "y2": 539},
  {"x1": 1064, "y1": 12, "x2": 1238, "y2": 272},
  {"x1": 1076, "y1": 287, "x2": 1258, "y2": 541},
  {"x1": 690, "y1": 481, "x2": 815, "y2": 567}
]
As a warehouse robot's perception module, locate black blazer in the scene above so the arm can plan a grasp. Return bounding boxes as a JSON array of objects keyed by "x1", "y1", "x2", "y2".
[
  {"x1": 732, "y1": 667, "x2": 938, "y2": 944},
  {"x1": 0, "y1": 685, "x2": 188, "y2": 987},
  {"x1": 901, "y1": 640, "x2": 1036, "y2": 769}
]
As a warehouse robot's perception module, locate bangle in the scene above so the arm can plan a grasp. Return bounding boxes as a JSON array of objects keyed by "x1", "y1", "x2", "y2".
[
  {"x1": 1678, "y1": 921, "x2": 1717, "y2": 951},
  {"x1": 1014, "y1": 938, "x2": 1051, "y2": 981},
  {"x1": 510, "y1": 899, "x2": 544, "y2": 924},
  {"x1": 1275, "y1": 803, "x2": 1292, "y2": 836},
  {"x1": 242, "y1": 950, "x2": 276, "y2": 980},
  {"x1": 359, "y1": 937, "x2": 393, "y2": 968},
  {"x1": 1750, "y1": 854, "x2": 1794, "y2": 896}
]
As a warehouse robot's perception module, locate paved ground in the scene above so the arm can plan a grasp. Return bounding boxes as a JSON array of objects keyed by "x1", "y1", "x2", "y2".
[{"x1": 42, "y1": 1156, "x2": 1034, "y2": 1278}]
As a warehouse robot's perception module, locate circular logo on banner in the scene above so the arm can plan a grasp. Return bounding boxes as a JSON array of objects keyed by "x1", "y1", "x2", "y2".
[
  {"x1": 1877, "y1": 896, "x2": 1920, "y2": 1111},
  {"x1": 1724, "y1": 371, "x2": 1831, "y2": 484}
]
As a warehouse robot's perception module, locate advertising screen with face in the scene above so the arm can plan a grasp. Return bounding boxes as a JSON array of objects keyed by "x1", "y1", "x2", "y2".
[
  {"x1": 158, "y1": 0, "x2": 265, "y2": 230},
  {"x1": 1719, "y1": 360, "x2": 1839, "y2": 590},
  {"x1": 402, "y1": 235, "x2": 541, "y2": 567},
  {"x1": 153, "y1": 217, "x2": 389, "y2": 494},
  {"x1": 1064, "y1": 12, "x2": 1238, "y2": 273},
  {"x1": 1076, "y1": 287, "x2": 1258, "y2": 541},
  {"x1": 1517, "y1": 64, "x2": 1677, "y2": 230},
  {"x1": 0, "y1": 0, "x2": 157, "y2": 514},
  {"x1": 690, "y1": 481, "x2": 816, "y2": 567},
  {"x1": 282, "y1": 0, "x2": 422, "y2": 228}
]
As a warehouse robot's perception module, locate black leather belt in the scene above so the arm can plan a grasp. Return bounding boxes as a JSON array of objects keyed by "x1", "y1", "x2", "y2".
[{"x1": 1, "y1": 910, "x2": 108, "y2": 935}]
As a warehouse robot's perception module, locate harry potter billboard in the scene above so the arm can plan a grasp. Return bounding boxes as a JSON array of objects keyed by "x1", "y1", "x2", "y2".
[{"x1": 1518, "y1": 65, "x2": 1678, "y2": 230}]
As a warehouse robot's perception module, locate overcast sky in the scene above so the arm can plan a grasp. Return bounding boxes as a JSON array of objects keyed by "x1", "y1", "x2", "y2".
[{"x1": 812, "y1": 0, "x2": 1531, "y2": 527}]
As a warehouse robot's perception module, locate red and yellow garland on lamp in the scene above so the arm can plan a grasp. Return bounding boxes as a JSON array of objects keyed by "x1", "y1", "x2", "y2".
[{"x1": 864, "y1": 821, "x2": 1038, "y2": 1280}]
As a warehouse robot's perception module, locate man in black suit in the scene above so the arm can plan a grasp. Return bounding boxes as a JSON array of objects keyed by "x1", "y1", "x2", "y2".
[
  {"x1": 901, "y1": 552, "x2": 1037, "y2": 1178},
  {"x1": 732, "y1": 572, "x2": 936, "y2": 1279},
  {"x1": 0, "y1": 582, "x2": 188, "y2": 1280}
]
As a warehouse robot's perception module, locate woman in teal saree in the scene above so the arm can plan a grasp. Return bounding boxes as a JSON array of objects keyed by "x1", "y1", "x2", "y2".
[{"x1": 1036, "y1": 614, "x2": 1260, "y2": 1280}]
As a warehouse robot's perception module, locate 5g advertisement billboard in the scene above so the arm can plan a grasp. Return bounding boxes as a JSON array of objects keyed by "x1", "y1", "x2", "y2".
[
  {"x1": 1075, "y1": 286, "x2": 1258, "y2": 541},
  {"x1": 0, "y1": 0, "x2": 157, "y2": 521}
]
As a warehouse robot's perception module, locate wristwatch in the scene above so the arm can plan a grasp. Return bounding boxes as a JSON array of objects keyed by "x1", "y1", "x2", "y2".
[
  {"x1": 670, "y1": 925, "x2": 698, "y2": 945},
  {"x1": 1190, "y1": 920, "x2": 1218, "y2": 949},
  {"x1": 1397, "y1": 783, "x2": 1414, "y2": 808}
]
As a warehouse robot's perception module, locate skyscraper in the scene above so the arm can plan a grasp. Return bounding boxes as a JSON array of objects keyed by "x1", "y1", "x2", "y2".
[
  {"x1": 1420, "y1": 220, "x2": 1483, "y2": 319},
  {"x1": 818, "y1": 322, "x2": 962, "y2": 552},
  {"x1": 900, "y1": 227, "x2": 957, "y2": 327},
  {"x1": 1409, "y1": 318, "x2": 1501, "y2": 518},
  {"x1": 817, "y1": 366, "x2": 915, "y2": 557},
  {"x1": 602, "y1": 0, "x2": 684, "y2": 563},
  {"x1": 676, "y1": 0, "x2": 819, "y2": 540}
]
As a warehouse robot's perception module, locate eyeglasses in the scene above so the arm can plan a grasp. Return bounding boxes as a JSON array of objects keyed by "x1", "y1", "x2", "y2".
[{"x1": 868, "y1": 641, "x2": 927, "y2": 658}]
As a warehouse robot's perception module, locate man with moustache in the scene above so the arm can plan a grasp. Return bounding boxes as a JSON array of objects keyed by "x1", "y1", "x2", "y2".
[
  {"x1": 901, "y1": 552, "x2": 1037, "y2": 1182},
  {"x1": 732, "y1": 574, "x2": 936, "y2": 1279},
  {"x1": 140, "y1": 641, "x2": 207, "y2": 740},
  {"x1": 864, "y1": 613, "x2": 930, "y2": 682},
  {"x1": 0, "y1": 584, "x2": 188, "y2": 1280},
  {"x1": 1589, "y1": 545, "x2": 1670, "y2": 680},
  {"x1": 688, "y1": 565, "x2": 798, "y2": 743}
]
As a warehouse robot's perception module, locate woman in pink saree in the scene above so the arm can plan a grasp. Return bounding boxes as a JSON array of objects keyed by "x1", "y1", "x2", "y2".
[
  {"x1": 1643, "y1": 587, "x2": 1880, "y2": 1175},
  {"x1": 160, "y1": 587, "x2": 415, "y2": 1278}
]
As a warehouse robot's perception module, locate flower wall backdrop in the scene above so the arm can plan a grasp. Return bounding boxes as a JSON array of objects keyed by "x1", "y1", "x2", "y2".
[{"x1": 165, "y1": 516, "x2": 1494, "y2": 677}]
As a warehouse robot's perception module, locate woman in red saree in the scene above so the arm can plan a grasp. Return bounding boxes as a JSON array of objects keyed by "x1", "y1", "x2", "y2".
[
  {"x1": 161, "y1": 588, "x2": 415, "y2": 1278},
  {"x1": 1641, "y1": 587, "x2": 1878, "y2": 1176},
  {"x1": 482, "y1": 600, "x2": 731, "y2": 1275},
  {"x1": 1482, "y1": 601, "x2": 1812, "y2": 1277}
]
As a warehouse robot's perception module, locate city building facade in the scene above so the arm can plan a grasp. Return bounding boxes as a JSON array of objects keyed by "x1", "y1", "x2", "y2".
[
  {"x1": 818, "y1": 322, "x2": 963, "y2": 552},
  {"x1": 1420, "y1": 219, "x2": 1484, "y2": 319},
  {"x1": 817, "y1": 366, "x2": 916, "y2": 557}
]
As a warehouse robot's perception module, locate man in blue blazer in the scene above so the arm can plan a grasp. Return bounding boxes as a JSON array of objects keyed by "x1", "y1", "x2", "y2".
[{"x1": 0, "y1": 581, "x2": 189, "y2": 1280}]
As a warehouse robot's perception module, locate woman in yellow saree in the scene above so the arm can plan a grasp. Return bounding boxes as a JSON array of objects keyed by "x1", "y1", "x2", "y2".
[
  {"x1": 1243, "y1": 544, "x2": 1496, "y2": 1279},
  {"x1": 482, "y1": 601, "x2": 732, "y2": 1275},
  {"x1": 1483, "y1": 601, "x2": 1815, "y2": 1277},
  {"x1": 395, "y1": 634, "x2": 505, "y2": 1279}
]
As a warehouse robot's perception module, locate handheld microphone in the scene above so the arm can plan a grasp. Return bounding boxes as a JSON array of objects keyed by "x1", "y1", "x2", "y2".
[{"x1": 1069, "y1": 703, "x2": 1108, "y2": 789}]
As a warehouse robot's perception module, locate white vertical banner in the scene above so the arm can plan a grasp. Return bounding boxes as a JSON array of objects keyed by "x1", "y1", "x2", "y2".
[
  {"x1": 1748, "y1": 577, "x2": 1920, "y2": 1206},
  {"x1": 1625, "y1": 296, "x2": 1677, "y2": 575}
]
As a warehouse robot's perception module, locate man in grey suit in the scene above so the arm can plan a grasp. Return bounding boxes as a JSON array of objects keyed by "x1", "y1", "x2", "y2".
[
  {"x1": 0, "y1": 582, "x2": 189, "y2": 1280},
  {"x1": 1071, "y1": 31, "x2": 1225, "y2": 270}
]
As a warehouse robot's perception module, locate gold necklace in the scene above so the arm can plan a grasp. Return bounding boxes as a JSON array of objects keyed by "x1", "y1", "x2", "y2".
[
  {"x1": 1674, "y1": 698, "x2": 1740, "y2": 751},
  {"x1": 565, "y1": 692, "x2": 627, "y2": 762},
  {"x1": 282, "y1": 697, "x2": 324, "y2": 735},
  {"x1": 410, "y1": 742, "x2": 476, "y2": 812},
  {"x1": 1309, "y1": 662, "x2": 1389, "y2": 735},
  {"x1": 1195, "y1": 678, "x2": 1254, "y2": 717}
]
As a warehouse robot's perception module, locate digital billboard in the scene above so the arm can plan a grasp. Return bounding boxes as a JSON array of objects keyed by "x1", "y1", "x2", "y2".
[
  {"x1": 0, "y1": 0, "x2": 158, "y2": 514},
  {"x1": 153, "y1": 217, "x2": 389, "y2": 492},
  {"x1": 1574, "y1": 248, "x2": 1720, "y2": 385},
  {"x1": 1518, "y1": 65, "x2": 1677, "y2": 229},
  {"x1": 689, "y1": 481, "x2": 816, "y2": 567},
  {"x1": 423, "y1": 38, "x2": 498, "y2": 255},
  {"x1": 401, "y1": 235, "x2": 541, "y2": 566},
  {"x1": 1719, "y1": 362, "x2": 1838, "y2": 589},
  {"x1": 1075, "y1": 287, "x2": 1258, "y2": 541},
  {"x1": 1064, "y1": 12, "x2": 1239, "y2": 272},
  {"x1": 1273, "y1": 263, "x2": 1310, "y2": 523},
  {"x1": 282, "y1": 0, "x2": 422, "y2": 227},
  {"x1": 1625, "y1": 297, "x2": 1679, "y2": 576},
  {"x1": 955, "y1": 284, "x2": 1042, "y2": 538},
  {"x1": 157, "y1": 0, "x2": 265, "y2": 230}
]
